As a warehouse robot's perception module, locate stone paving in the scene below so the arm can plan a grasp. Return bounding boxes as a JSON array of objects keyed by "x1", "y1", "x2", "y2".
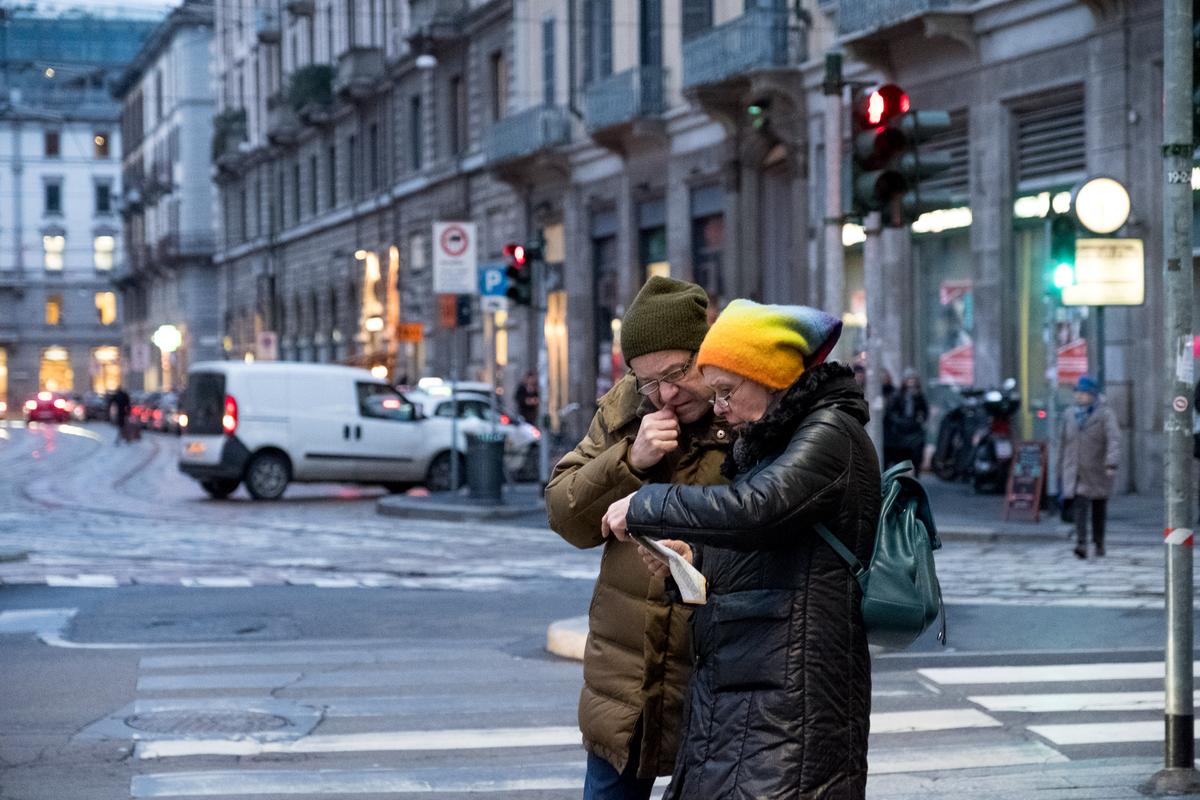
[{"x1": 0, "y1": 421, "x2": 1187, "y2": 608}]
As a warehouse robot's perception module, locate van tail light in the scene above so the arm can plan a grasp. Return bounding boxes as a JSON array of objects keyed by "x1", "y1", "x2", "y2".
[{"x1": 222, "y1": 395, "x2": 238, "y2": 435}]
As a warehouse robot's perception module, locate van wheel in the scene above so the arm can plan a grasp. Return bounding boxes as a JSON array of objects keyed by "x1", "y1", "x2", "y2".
[
  {"x1": 200, "y1": 478, "x2": 240, "y2": 499},
  {"x1": 382, "y1": 482, "x2": 412, "y2": 494},
  {"x1": 245, "y1": 452, "x2": 289, "y2": 500},
  {"x1": 426, "y1": 452, "x2": 464, "y2": 493}
]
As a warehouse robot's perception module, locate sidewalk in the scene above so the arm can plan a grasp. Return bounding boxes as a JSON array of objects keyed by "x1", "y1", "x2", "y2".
[{"x1": 925, "y1": 476, "x2": 1162, "y2": 546}]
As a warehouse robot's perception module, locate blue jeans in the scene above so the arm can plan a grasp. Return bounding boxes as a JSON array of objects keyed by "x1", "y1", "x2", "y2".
[{"x1": 583, "y1": 752, "x2": 656, "y2": 800}]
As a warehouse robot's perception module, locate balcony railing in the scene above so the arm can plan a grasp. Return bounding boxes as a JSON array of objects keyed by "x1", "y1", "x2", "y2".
[
  {"x1": 267, "y1": 92, "x2": 300, "y2": 145},
  {"x1": 682, "y1": 8, "x2": 790, "y2": 89},
  {"x1": 584, "y1": 65, "x2": 666, "y2": 131},
  {"x1": 157, "y1": 232, "x2": 217, "y2": 261},
  {"x1": 482, "y1": 106, "x2": 571, "y2": 166},
  {"x1": 256, "y1": 7, "x2": 281, "y2": 43},
  {"x1": 837, "y1": 0, "x2": 965, "y2": 38},
  {"x1": 334, "y1": 47, "x2": 385, "y2": 101},
  {"x1": 285, "y1": 0, "x2": 314, "y2": 16}
]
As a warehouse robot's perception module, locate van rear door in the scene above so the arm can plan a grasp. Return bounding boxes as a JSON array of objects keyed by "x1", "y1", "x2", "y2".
[{"x1": 179, "y1": 371, "x2": 227, "y2": 468}]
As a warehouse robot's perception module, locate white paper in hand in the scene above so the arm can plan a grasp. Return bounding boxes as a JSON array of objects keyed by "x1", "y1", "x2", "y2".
[{"x1": 632, "y1": 535, "x2": 707, "y2": 605}]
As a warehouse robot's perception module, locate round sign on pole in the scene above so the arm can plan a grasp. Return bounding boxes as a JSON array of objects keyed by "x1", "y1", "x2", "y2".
[
  {"x1": 440, "y1": 224, "x2": 469, "y2": 258},
  {"x1": 1073, "y1": 176, "x2": 1131, "y2": 235},
  {"x1": 1174, "y1": 395, "x2": 1189, "y2": 413}
]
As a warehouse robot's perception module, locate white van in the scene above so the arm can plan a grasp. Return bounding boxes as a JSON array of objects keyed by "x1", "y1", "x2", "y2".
[{"x1": 178, "y1": 362, "x2": 462, "y2": 500}]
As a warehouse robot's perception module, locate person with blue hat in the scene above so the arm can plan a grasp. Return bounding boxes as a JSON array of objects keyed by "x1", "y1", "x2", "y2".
[{"x1": 1058, "y1": 375, "x2": 1122, "y2": 558}]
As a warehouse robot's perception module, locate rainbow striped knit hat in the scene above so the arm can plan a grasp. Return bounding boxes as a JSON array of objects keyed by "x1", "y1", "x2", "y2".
[{"x1": 697, "y1": 300, "x2": 843, "y2": 390}]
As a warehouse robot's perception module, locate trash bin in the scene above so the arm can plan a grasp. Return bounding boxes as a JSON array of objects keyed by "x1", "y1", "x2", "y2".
[{"x1": 465, "y1": 432, "x2": 507, "y2": 502}]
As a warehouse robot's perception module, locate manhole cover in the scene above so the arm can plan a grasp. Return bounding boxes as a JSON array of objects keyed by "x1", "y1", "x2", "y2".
[{"x1": 125, "y1": 710, "x2": 292, "y2": 735}]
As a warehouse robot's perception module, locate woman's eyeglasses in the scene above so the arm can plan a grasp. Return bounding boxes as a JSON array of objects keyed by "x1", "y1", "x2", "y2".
[{"x1": 709, "y1": 380, "x2": 745, "y2": 410}]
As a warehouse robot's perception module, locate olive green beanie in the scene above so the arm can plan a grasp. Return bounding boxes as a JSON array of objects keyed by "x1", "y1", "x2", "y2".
[{"x1": 620, "y1": 276, "x2": 710, "y2": 363}]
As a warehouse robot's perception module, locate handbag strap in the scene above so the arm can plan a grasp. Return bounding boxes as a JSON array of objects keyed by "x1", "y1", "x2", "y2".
[{"x1": 815, "y1": 523, "x2": 868, "y2": 591}]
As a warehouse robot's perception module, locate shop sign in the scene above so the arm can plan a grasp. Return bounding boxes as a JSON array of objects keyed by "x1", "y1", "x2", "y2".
[
  {"x1": 1061, "y1": 238, "x2": 1145, "y2": 307},
  {"x1": 938, "y1": 342, "x2": 974, "y2": 386},
  {"x1": 396, "y1": 322, "x2": 424, "y2": 343},
  {"x1": 1056, "y1": 338, "x2": 1089, "y2": 385}
]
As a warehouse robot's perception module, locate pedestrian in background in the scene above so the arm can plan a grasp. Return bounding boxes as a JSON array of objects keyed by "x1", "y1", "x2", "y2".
[
  {"x1": 885, "y1": 367, "x2": 929, "y2": 473},
  {"x1": 603, "y1": 300, "x2": 879, "y2": 800},
  {"x1": 514, "y1": 370, "x2": 541, "y2": 426},
  {"x1": 110, "y1": 386, "x2": 131, "y2": 444},
  {"x1": 1059, "y1": 376, "x2": 1121, "y2": 559},
  {"x1": 545, "y1": 276, "x2": 731, "y2": 800}
]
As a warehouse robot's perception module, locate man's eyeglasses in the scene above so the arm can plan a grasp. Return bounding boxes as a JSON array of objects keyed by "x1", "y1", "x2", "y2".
[
  {"x1": 634, "y1": 356, "x2": 695, "y2": 398},
  {"x1": 709, "y1": 379, "x2": 745, "y2": 410}
]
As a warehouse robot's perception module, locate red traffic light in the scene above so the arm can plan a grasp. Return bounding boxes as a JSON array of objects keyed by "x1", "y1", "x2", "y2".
[
  {"x1": 503, "y1": 243, "x2": 527, "y2": 265},
  {"x1": 862, "y1": 83, "x2": 910, "y2": 128}
]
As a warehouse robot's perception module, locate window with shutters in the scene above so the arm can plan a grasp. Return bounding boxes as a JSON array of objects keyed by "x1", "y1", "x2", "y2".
[
  {"x1": 583, "y1": 0, "x2": 613, "y2": 84},
  {"x1": 542, "y1": 20, "x2": 556, "y2": 107},
  {"x1": 921, "y1": 110, "x2": 969, "y2": 202},
  {"x1": 682, "y1": 0, "x2": 711, "y2": 39},
  {"x1": 1015, "y1": 92, "x2": 1086, "y2": 191}
]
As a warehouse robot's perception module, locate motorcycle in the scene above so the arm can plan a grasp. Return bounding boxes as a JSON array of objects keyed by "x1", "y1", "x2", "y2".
[
  {"x1": 971, "y1": 378, "x2": 1021, "y2": 494},
  {"x1": 932, "y1": 387, "x2": 987, "y2": 481}
]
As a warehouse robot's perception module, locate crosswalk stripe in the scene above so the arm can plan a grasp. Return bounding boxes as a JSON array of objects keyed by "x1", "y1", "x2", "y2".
[
  {"x1": 970, "y1": 690, "x2": 1200, "y2": 713},
  {"x1": 45, "y1": 574, "x2": 119, "y2": 587},
  {"x1": 135, "y1": 709, "x2": 999, "y2": 760},
  {"x1": 1028, "y1": 720, "x2": 1174, "y2": 746},
  {"x1": 178, "y1": 577, "x2": 255, "y2": 588},
  {"x1": 135, "y1": 726, "x2": 584, "y2": 759},
  {"x1": 919, "y1": 661, "x2": 1195, "y2": 685}
]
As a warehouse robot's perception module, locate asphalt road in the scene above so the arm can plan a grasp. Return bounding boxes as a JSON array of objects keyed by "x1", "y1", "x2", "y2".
[{"x1": 1, "y1": 421, "x2": 1197, "y2": 799}]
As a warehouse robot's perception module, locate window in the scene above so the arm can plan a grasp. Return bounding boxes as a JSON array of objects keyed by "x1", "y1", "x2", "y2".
[
  {"x1": 409, "y1": 95, "x2": 422, "y2": 169},
  {"x1": 368, "y1": 123, "x2": 379, "y2": 190},
  {"x1": 640, "y1": 0, "x2": 662, "y2": 67},
  {"x1": 293, "y1": 162, "x2": 301, "y2": 223},
  {"x1": 93, "y1": 132, "x2": 110, "y2": 159},
  {"x1": 583, "y1": 0, "x2": 613, "y2": 84},
  {"x1": 489, "y1": 52, "x2": 507, "y2": 121},
  {"x1": 155, "y1": 69, "x2": 164, "y2": 121},
  {"x1": 91, "y1": 347, "x2": 120, "y2": 392},
  {"x1": 44, "y1": 181, "x2": 62, "y2": 215},
  {"x1": 240, "y1": 186, "x2": 249, "y2": 238},
  {"x1": 356, "y1": 382, "x2": 416, "y2": 421},
  {"x1": 310, "y1": 154, "x2": 319, "y2": 214},
  {"x1": 542, "y1": 20, "x2": 556, "y2": 106},
  {"x1": 44, "y1": 130, "x2": 60, "y2": 157},
  {"x1": 435, "y1": 398, "x2": 492, "y2": 420},
  {"x1": 39, "y1": 347, "x2": 72, "y2": 393},
  {"x1": 93, "y1": 235, "x2": 115, "y2": 271},
  {"x1": 94, "y1": 292, "x2": 117, "y2": 325},
  {"x1": 328, "y1": 143, "x2": 337, "y2": 208},
  {"x1": 95, "y1": 182, "x2": 112, "y2": 215},
  {"x1": 43, "y1": 235, "x2": 65, "y2": 271},
  {"x1": 449, "y1": 76, "x2": 466, "y2": 156},
  {"x1": 682, "y1": 0, "x2": 712, "y2": 39},
  {"x1": 345, "y1": 0, "x2": 357, "y2": 48},
  {"x1": 348, "y1": 134, "x2": 358, "y2": 197},
  {"x1": 45, "y1": 295, "x2": 62, "y2": 325}
]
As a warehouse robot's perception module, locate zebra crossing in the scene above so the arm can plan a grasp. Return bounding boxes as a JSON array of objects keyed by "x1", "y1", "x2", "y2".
[{"x1": 77, "y1": 634, "x2": 1179, "y2": 799}]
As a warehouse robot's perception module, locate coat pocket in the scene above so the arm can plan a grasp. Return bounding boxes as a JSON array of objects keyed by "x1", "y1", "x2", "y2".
[{"x1": 711, "y1": 589, "x2": 792, "y2": 692}]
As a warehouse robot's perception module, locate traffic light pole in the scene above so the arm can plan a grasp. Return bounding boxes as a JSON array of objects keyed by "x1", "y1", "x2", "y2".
[
  {"x1": 534, "y1": 257, "x2": 551, "y2": 489},
  {"x1": 863, "y1": 210, "x2": 884, "y2": 461},
  {"x1": 823, "y1": 53, "x2": 845, "y2": 324},
  {"x1": 1145, "y1": 0, "x2": 1199, "y2": 792}
]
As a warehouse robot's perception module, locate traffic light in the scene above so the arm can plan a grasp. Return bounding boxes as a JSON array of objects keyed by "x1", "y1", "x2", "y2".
[
  {"x1": 1048, "y1": 215, "x2": 1077, "y2": 297},
  {"x1": 850, "y1": 84, "x2": 953, "y2": 226},
  {"x1": 747, "y1": 98, "x2": 771, "y2": 131},
  {"x1": 454, "y1": 295, "x2": 473, "y2": 327},
  {"x1": 504, "y1": 242, "x2": 533, "y2": 306}
]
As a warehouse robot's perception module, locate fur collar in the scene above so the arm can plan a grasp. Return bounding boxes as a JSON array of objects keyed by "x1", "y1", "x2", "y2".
[{"x1": 722, "y1": 362, "x2": 865, "y2": 478}]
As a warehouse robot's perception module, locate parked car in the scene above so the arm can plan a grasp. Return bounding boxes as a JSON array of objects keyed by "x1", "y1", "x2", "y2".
[
  {"x1": 406, "y1": 390, "x2": 542, "y2": 482},
  {"x1": 76, "y1": 392, "x2": 111, "y2": 421},
  {"x1": 24, "y1": 391, "x2": 71, "y2": 423},
  {"x1": 178, "y1": 361, "x2": 466, "y2": 500},
  {"x1": 150, "y1": 392, "x2": 182, "y2": 434}
]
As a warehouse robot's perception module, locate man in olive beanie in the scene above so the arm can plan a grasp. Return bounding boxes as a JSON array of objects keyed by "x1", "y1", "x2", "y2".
[{"x1": 546, "y1": 276, "x2": 731, "y2": 799}]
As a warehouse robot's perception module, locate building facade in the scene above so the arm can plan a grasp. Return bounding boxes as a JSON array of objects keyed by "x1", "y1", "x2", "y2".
[
  {"x1": 0, "y1": 12, "x2": 153, "y2": 413},
  {"x1": 114, "y1": 1, "x2": 221, "y2": 393}
]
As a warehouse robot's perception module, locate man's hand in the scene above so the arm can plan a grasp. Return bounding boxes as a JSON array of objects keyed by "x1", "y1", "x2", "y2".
[
  {"x1": 601, "y1": 492, "x2": 636, "y2": 542},
  {"x1": 638, "y1": 539, "x2": 693, "y2": 580},
  {"x1": 629, "y1": 408, "x2": 680, "y2": 472}
]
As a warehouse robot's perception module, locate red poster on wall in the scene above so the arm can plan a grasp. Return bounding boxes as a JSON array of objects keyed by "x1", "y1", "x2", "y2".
[
  {"x1": 938, "y1": 343, "x2": 975, "y2": 386},
  {"x1": 1056, "y1": 338, "x2": 1089, "y2": 386}
]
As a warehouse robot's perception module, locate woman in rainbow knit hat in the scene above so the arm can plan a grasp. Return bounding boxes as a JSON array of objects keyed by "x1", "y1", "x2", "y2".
[{"x1": 602, "y1": 299, "x2": 882, "y2": 799}]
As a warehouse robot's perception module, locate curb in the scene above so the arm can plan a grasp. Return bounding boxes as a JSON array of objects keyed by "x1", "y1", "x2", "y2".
[
  {"x1": 546, "y1": 615, "x2": 588, "y2": 661},
  {"x1": 377, "y1": 493, "x2": 545, "y2": 522}
]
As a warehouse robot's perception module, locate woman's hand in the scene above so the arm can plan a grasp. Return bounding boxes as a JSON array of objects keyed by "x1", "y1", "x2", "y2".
[
  {"x1": 601, "y1": 492, "x2": 636, "y2": 542},
  {"x1": 638, "y1": 539, "x2": 693, "y2": 579}
]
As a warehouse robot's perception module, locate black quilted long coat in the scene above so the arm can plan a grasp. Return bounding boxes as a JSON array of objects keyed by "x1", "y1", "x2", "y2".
[{"x1": 627, "y1": 362, "x2": 882, "y2": 800}]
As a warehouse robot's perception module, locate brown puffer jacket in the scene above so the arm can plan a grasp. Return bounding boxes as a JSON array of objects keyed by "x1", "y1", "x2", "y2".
[{"x1": 546, "y1": 374, "x2": 730, "y2": 778}]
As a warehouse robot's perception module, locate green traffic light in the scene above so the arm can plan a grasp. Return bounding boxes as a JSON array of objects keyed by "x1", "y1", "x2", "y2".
[{"x1": 1053, "y1": 262, "x2": 1075, "y2": 289}]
